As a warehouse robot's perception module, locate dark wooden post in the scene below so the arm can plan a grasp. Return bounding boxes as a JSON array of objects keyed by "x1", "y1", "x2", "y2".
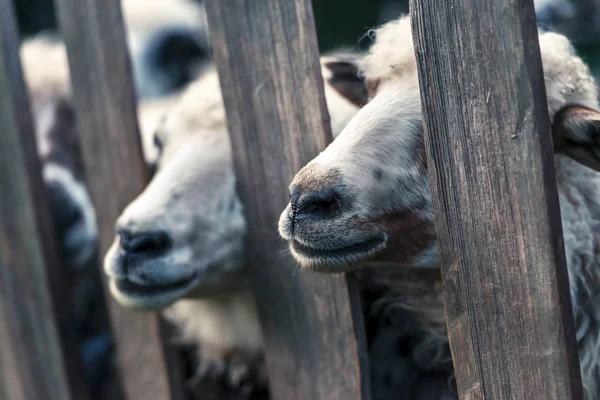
[
  {"x1": 0, "y1": 0, "x2": 89, "y2": 398},
  {"x1": 204, "y1": 1, "x2": 370, "y2": 399},
  {"x1": 52, "y1": 0, "x2": 186, "y2": 398},
  {"x1": 411, "y1": 0, "x2": 583, "y2": 398}
]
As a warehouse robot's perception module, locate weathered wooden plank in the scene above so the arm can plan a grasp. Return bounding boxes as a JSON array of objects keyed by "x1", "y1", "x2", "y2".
[
  {"x1": 52, "y1": 0, "x2": 186, "y2": 398},
  {"x1": 204, "y1": 1, "x2": 370, "y2": 399},
  {"x1": 0, "y1": 0, "x2": 89, "y2": 398},
  {"x1": 411, "y1": 0, "x2": 583, "y2": 398}
]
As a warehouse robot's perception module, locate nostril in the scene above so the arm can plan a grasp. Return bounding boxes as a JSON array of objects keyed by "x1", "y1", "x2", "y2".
[
  {"x1": 303, "y1": 196, "x2": 336, "y2": 214},
  {"x1": 297, "y1": 188, "x2": 341, "y2": 218},
  {"x1": 119, "y1": 229, "x2": 172, "y2": 255}
]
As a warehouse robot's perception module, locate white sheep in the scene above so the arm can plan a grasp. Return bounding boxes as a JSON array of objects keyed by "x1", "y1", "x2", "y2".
[
  {"x1": 279, "y1": 15, "x2": 600, "y2": 399},
  {"x1": 20, "y1": 0, "x2": 209, "y2": 270},
  {"x1": 104, "y1": 57, "x2": 369, "y2": 396}
]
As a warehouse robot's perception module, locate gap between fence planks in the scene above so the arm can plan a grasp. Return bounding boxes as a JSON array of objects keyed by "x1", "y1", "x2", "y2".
[
  {"x1": 52, "y1": 0, "x2": 187, "y2": 398},
  {"x1": 410, "y1": 0, "x2": 583, "y2": 398},
  {"x1": 0, "y1": 0, "x2": 89, "y2": 398},
  {"x1": 204, "y1": 1, "x2": 371, "y2": 399}
]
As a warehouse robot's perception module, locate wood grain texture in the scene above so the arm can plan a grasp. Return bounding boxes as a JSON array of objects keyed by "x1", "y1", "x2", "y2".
[
  {"x1": 0, "y1": 0, "x2": 89, "y2": 398},
  {"x1": 52, "y1": 0, "x2": 185, "y2": 398},
  {"x1": 410, "y1": 0, "x2": 583, "y2": 398},
  {"x1": 204, "y1": 1, "x2": 370, "y2": 399}
]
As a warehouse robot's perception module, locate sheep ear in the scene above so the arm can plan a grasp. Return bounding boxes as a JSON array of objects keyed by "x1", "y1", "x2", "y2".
[
  {"x1": 323, "y1": 57, "x2": 369, "y2": 107},
  {"x1": 552, "y1": 105, "x2": 600, "y2": 172}
]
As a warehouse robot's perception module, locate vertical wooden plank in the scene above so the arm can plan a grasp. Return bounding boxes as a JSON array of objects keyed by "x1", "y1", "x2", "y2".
[
  {"x1": 204, "y1": 1, "x2": 370, "y2": 399},
  {"x1": 0, "y1": 0, "x2": 89, "y2": 398},
  {"x1": 52, "y1": 0, "x2": 186, "y2": 398},
  {"x1": 411, "y1": 0, "x2": 583, "y2": 398}
]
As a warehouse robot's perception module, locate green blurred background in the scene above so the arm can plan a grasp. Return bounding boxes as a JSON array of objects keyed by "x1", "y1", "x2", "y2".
[
  {"x1": 14, "y1": 0, "x2": 405, "y2": 50},
  {"x1": 14, "y1": 0, "x2": 600, "y2": 78}
]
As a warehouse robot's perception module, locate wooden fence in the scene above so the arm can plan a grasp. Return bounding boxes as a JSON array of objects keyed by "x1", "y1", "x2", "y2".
[
  {"x1": 204, "y1": 2, "x2": 370, "y2": 398},
  {"x1": 0, "y1": 0, "x2": 88, "y2": 398},
  {"x1": 53, "y1": 0, "x2": 186, "y2": 397},
  {"x1": 0, "y1": 0, "x2": 584, "y2": 399},
  {"x1": 411, "y1": 0, "x2": 582, "y2": 398}
]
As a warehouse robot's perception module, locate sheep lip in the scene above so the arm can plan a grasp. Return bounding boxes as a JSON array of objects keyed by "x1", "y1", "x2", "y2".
[
  {"x1": 290, "y1": 235, "x2": 386, "y2": 268},
  {"x1": 123, "y1": 248, "x2": 171, "y2": 262},
  {"x1": 114, "y1": 274, "x2": 197, "y2": 297}
]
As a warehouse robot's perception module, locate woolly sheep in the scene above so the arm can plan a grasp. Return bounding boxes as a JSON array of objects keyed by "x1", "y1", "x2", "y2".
[
  {"x1": 279, "y1": 16, "x2": 600, "y2": 399},
  {"x1": 20, "y1": 0, "x2": 209, "y2": 269}
]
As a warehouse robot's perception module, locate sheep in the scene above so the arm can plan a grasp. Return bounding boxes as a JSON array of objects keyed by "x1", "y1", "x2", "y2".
[
  {"x1": 20, "y1": 0, "x2": 210, "y2": 270},
  {"x1": 103, "y1": 56, "x2": 370, "y2": 397},
  {"x1": 278, "y1": 15, "x2": 600, "y2": 399}
]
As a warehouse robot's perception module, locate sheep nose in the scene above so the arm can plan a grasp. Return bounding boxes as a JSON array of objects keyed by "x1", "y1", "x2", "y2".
[
  {"x1": 290, "y1": 185, "x2": 342, "y2": 221},
  {"x1": 119, "y1": 229, "x2": 172, "y2": 256}
]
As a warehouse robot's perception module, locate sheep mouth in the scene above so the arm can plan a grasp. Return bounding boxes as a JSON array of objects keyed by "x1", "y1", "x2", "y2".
[
  {"x1": 290, "y1": 234, "x2": 387, "y2": 272},
  {"x1": 114, "y1": 274, "x2": 198, "y2": 298}
]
